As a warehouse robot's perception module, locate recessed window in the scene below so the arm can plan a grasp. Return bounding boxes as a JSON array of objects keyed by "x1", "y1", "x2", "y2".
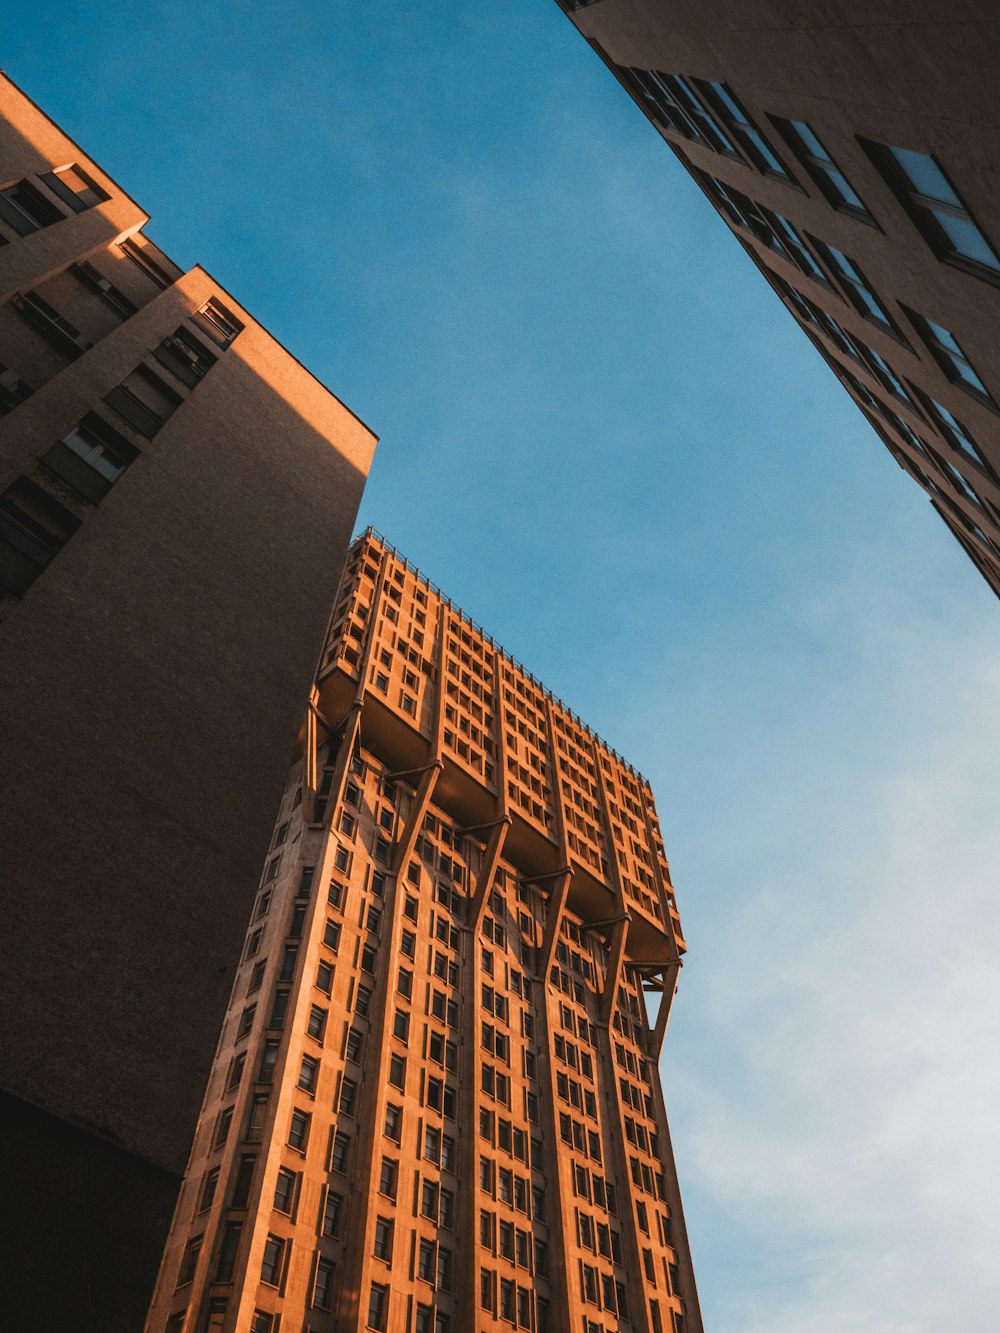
[
  {"x1": 260, "y1": 1235, "x2": 286, "y2": 1287},
  {"x1": 72, "y1": 260, "x2": 138, "y2": 319},
  {"x1": 273, "y1": 1167, "x2": 297, "y2": 1215},
  {"x1": 39, "y1": 164, "x2": 108, "y2": 213},
  {"x1": 860, "y1": 139, "x2": 1000, "y2": 282},
  {"x1": 288, "y1": 1108, "x2": 310, "y2": 1151},
  {"x1": 693, "y1": 80, "x2": 796, "y2": 181},
  {"x1": 154, "y1": 326, "x2": 218, "y2": 387},
  {"x1": 0, "y1": 361, "x2": 32, "y2": 415},
  {"x1": 192, "y1": 297, "x2": 244, "y2": 347},
  {"x1": 313, "y1": 1256, "x2": 335, "y2": 1310},
  {"x1": 103, "y1": 364, "x2": 183, "y2": 438},
  {"x1": 367, "y1": 1282, "x2": 388, "y2": 1331},
  {"x1": 810, "y1": 240, "x2": 901, "y2": 336},
  {"x1": 0, "y1": 178, "x2": 64, "y2": 234},
  {"x1": 903, "y1": 309, "x2": 995, "y2": 407},
  {"x1": 0, "y1": 475, "x2": 80, "y2": 596},
  {"x1": 772, "y1": 118, "x2": 873, "y2": 220},
  {"x1": 918, "y1": 390, "x2": 997, "y2": 479},
  {"x1": 378, "y1": 1156, "x2": 398, "y2": 1200},
  {"x1": 373, "y1": 1215, "x2": 394, "y2": 1261},
  {"x1": 42, "y1": 412, "x2": 139, "y2": 504}
]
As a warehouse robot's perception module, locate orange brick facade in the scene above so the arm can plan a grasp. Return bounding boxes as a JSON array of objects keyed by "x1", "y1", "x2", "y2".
[{"x1": 147, "y1": 531, "x2": 701, "y2": 1333}]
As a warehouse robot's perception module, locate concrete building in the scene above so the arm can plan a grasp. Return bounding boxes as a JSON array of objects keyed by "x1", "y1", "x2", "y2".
[
  {"x1": 554, "y1": 0, "x2": 1000, "y2": 598},
  {"x1": 146, "y1": 529, "x2": 702, "y2": 1333},
  {"x1": 0, "y1": 74, "x2": 376, "y2": 1329}
]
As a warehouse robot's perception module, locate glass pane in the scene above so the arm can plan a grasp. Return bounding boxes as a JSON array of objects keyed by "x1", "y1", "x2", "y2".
[
  {"x1": 890, "y1": 146, "x2": 957, "y2": 202},
  {"x1": 934, "y1": 208, "x2": 1000, "y2": 270}
]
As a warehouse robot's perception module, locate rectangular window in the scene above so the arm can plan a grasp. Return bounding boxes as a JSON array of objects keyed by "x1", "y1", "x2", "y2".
[
  {"x1": 860, "y1": 140, "x2": 1000, "y2": 282},
  {"x1": 367, "y1": 1283, "x2": 388, "y2": 1331},
  {"x1": 192, "y1": 297, "x2": 245, "y2": 347},
  {"x1": 771, "y1": 118, "x2": 873, "y2": 219},
  {"x1": 154, "y1": 326, "x2": 218, "y2": 387},
  {"x1": 313, "y1": 1256, "x2": 335, "y2": 1310},
  {"x1": 0, "y1": 476, "x2": 80, "y2": 596},
  {"x1": 0, "y1": 178, "x2": 64, "y2": 234},
  {"x1": 299, "y1": 1055, "x2": 319, "y2": 1094},
  {"x1": 39, "y1": 164, "x2": 108, "y2": 213},
  {"x1": 103, "y1": 365, "x2": 183, "y2": 438},
  {"x1": 373, "y1": 1215, "x2": 394, "y2": 1260},
  {"x1": 330, "y1": 1130, "x2": 350, "y2": 1173},
  {"x1": 260, "y1": 1234, "x2": 285, "y2": 1287},
  {"x1": 322, "y1": 1187, "x2": 343, "y2": 1236},
  {"x1": 378, "y1": 1156, "x2": 398, "y2": 1199},
  {"x1": 812, "y1": 240, "x2": 900, "y2": 335},
  {"x1": 904, "y1": 308, "x2": 995, "y2": 407},
  {"x1": 694, "y1": 80, "x2": 795, "y2": 180},
  {"x1": 288, "y1": 1108, "x2": 310, "y2": 1151},
  {"x1": 273, "y1": 1167, "x2": 297, "y2": 1215}
]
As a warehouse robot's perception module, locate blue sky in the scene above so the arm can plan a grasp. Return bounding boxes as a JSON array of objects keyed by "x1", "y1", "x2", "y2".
[{"x1": 9, "y1": 3, "x2": 1000, "y2": 1329}]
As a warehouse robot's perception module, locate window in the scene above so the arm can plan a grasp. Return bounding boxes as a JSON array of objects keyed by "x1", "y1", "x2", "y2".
[
  {"x1": 154, "y1": 326, "x2": 218, "y2": 387},
  {"x1": 260, "y1": 1234, "x2": 285, "y2": 1287},
  {"x1": 0, "y1": 476, "x2": 80, "y2": 596},
  {"x1": 920, "y1": 392, "x2": 997, "y2": 478},
  {"x1": 384, "y1": 1103, "x2": 403, "y2": 1142},
  {"x1": 39, "y1": 164, "x2": 108, "y2": 212},
  {"x1": 199, "y1": 1166, "x2": 220, "y2": 1212},
  {"x1": 316, "y1": 960, "x2": 334, "y2": 994},
  {"x1": 308, "y1": 1004, "x2": 328, "y2": 1039},
  {"x1": 331, "y1": 1130, "x2": 350, "y2": 1173},
  {"x1": 103, "y1": 365, "x2": 183, "y2": 438},
  {"x1": 177, "y1": 1235, "x2": 202, "y2": 1286},
  {"x1": 0, "y1": 360, "x2": 32, "y2": 414},
  {"x1": 346, "y1": 1025, "x2": 364, "y2": 1061},
  {"x1": 72, "y1": 259, "x2": 137, "y2": 319},
  {"x1": 860, "y1": 139, "x2": 1000, "y2": 281},
  {"x1": 214, "y1": 1106, "x2": 233, "y2": 1147},
  {"x1": 0, "y1": 178, "x2": 64, "y2": 234},
  {"x1": 437, "y1": 1246, "x2": 452, "y2": 1291},
  {"x1": 245, "y1": 1094, "x2": 268, "y2": 1144},
  {"x1": 273, "y1": 1167, "x2": 297, "y2": 1215},
  {"x1": 367, "y1": 1283, "x2": 388, "y2": 1331},
  {"x1": 251, "y1": 1314, "x2": 278, "y2": 1333},
  {"x1": 812, "y1": 240, "x2": 900, "y2": 334},
  {"x1": 324, "y1": 919, "x2": 341, "y2": 951},
  {"x1": 379, "y1": 1156, "x2": 398, "y2": 1199},
  {"x1": 288, "y1": 1108, "x2": 310, "y2": 1151},
  {"x1": 268, "y1": 989, "x2": 289, "y2": 1027},
  {"x1": 258, "y1": 1039, "x2": 279, "y2": 1083},
  {"x1": 299, "y1": 1055, "x2": 319, "y2": 1094},
  {"x1": 339, "y1": 1076, "x2": 357, "y2": 1115},
  {"x1": 373, "y1": 1215, "x2": 394, "y2": 1260},
  {"x1": 192, "y1": 297, "x2": 244, "y2": 347},
  {"x1": 772, "y1": 118, "x2": 873, "y2": 219},
  {"x1": 393, "y1": 1009, "x2": 410, "y2": 1042},
  {"x1": 905, "y1": 309, "x2": 995, "y2": 407},
  {"x1": 694, "y1": 80, "x2": 795, "y2": 180},
  {"x1": 418, "y1": 1238, "x2": 436, "y2": 1282},
  {"x1": 313, "y1": 1256, "x2": 335, "y2": 1310},
  {"x1": 11, "y1": 289, "x2": 90, "y2": 356},
  {"x1": 356, "y1": 983, "x2": 373, "y2": 1017},
  {"x1": 322, "y1": 1188, "x2": 343, "y2": 1236}
]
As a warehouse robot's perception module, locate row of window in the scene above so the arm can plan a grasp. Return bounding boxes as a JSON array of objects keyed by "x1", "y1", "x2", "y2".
[
  {"x1": 623, "y1": 64, "x2": 1000, "y2": 285},
  {"x1": 0, "y1": 297, "x2": 241, "y2": 597}
]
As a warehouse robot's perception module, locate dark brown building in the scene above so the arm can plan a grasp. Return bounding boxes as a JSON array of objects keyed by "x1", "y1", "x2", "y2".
[
  {"x1": 555, "y1": 0, "x2": 1000, "y2": 598},
  {"x1": 145, "y1": 530, "x2": 701, "y2": 1333},
  {"x1": 0, "y1": 73, "x2": 376, "y2": 1329}
]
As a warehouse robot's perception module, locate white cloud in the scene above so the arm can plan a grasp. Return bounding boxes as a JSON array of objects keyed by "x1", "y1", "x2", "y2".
[{"x1": 660, "y1": 571, "x2": 1000, "y2": 1333}]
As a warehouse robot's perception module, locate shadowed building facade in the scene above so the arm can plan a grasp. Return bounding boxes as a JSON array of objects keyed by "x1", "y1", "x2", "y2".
[
  {"x1": 0, "y1": 74, "x2": 376, "y2": 1329},
  {"x1": 146, "y1": 529, "x2": 701, "y2": 1333},
  {"x1": 555, "y1": 0, "x2": 1000, "y2": 598}
]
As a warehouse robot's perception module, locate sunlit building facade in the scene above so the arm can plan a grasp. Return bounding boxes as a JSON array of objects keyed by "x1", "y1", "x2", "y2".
[
  {"x1": 555, "y1": 0, "x2": 1000, "y2": 598},
  {"x1": 0, "y1": 74, "x2": 376, "y2": 1329},
  {"x1": 147, "y1": 529, "x2": 702, "y2": 1333}
]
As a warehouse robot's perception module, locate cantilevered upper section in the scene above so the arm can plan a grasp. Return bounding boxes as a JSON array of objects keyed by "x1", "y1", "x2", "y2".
[{"x1": 317, "y1": 529, "x2": 686, "y2": 966}]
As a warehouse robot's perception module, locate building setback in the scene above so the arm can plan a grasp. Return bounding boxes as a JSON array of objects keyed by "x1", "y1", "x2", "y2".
[
  {"x1": 554, "y1": 0, "x2": 1000, "y2": 598},
  {"x1": 0, "y1": 74, "x2": 376, "y2": 1330},
  {"x1": 146, "y1": 529, "x2": 702, "y2": 1333}
]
